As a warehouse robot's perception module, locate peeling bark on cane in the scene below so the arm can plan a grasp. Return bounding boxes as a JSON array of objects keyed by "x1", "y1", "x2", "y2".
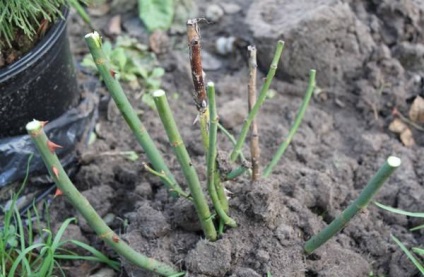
[{"x1": 187, "y1": 19, "x2": 208, "y2": 113}]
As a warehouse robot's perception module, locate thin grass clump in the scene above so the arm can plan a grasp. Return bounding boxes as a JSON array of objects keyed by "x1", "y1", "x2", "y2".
[
  {"x1": 0, "y1": 156, "x2": 119, "y2": 276},
  {"x1": 376, "y1": 202, "x2": 424, "y2": 274}
]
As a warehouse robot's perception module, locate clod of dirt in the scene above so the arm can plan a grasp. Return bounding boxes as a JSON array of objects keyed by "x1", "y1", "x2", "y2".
[
  {"x1": 247, "y1": 0, "x2": 375, "y2": 87},
  {"x1": 186, "y1": 238, "x2": 232, "y2": 276},
  {"x1": 168, "y1": 197, "x2": 202, "y2": 232},
  {"x1": 219, "y1": 98, "x2": 248, "y2": 129},
  {"x1": 113, "y1": 164, "x2": 137, "y2": 190},
  {"x1": 306, "y1": 243, "x2": 371, "y2": 276},
  {"x1": 75, "y1": 164, "x2": 113, "y2": 191},
  {"x1": 393, "y1": 42, "x2": 424, "y2": 72},
  {"x1": 129, "y1": 202, "x2": 171, "y2": 239},
  {"x1": 374, "y1": 0, "x2": 423, "y2": 45},
  {"x1": 230, "y1": 268, "x2": 261, "y2": 277},
  {"x1": 134, "y1": 181, "x2": 153, "y2": 198},
  {"x1": 243, "y1": 179, "x2": 282, "y2": 229}
]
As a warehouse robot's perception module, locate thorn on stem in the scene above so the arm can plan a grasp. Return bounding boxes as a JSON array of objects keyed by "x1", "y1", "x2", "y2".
[
  {"x1": 40, "y1": 121, "x2": 48, "y2": 128},
  {"x1": 47, "y1": 140, "x2": 63, "y2": 153},
  {"x1": 54, "y1": 188, "x2": 63, "y2": 198},
  {"x1": 52, "y1": 166, "x2": 60, "y2": 179}
]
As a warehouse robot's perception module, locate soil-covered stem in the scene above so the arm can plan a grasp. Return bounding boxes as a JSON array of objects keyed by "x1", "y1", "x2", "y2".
[
  {"x1": 153, "y1": 90, "x2": 217, "y2": 241},
  {"x1": 304, "y1": 156, "x2": 401, "y2": 254},
  {"x1": 84, "y1": 32, "x2": 181, "y2": 198},
  {"x1": 226, "y1": 165, "x2": 249, "y2": 180},
  {"x1": 26, "y1": 120, "x2": 181, "y2": 276},
  {"x1": 263, "y1": 69, "x2": 316, "y2": 177},
  {"x1": 230, "y1": 41, "x2": 285, "y2": 162},
  {"x1": 207, "y1": 83, "x2": 236, "y2": 228},
  {"x1": 248, "y1": 46, "x2": 260, "y2": 181}
]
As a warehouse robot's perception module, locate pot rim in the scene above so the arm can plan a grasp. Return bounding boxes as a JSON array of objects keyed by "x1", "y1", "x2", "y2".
[{"x1": 0, "y1": 8, "x2": 69, "y2": 83}]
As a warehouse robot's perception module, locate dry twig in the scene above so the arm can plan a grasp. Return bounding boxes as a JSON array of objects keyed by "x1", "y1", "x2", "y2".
[{"x1": 248, "y1": 45, "x2": 260, "y2": 181}]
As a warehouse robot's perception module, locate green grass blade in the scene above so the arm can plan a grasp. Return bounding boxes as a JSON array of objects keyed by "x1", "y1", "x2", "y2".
[
  {"x1": 11, "y1": 249, "x2": 32, "y2": 276},
  {"x1": 411, "y1": 224, "x2": 424, "y2": 231},
  {"x1": 8, "y1": 243, "x2": 46, "y2": 277},
  {"x1": 38, "y1": 249, "x2": 54, "y2": 277},
  {"x1": 169, "y1": 273, "x2": 186, "y2": 277},
  {"x1": 54, "y1": 254, "x2": 120, "y2": 270},
  {"x1": 61, "y1": 239, "x2": 120, "y2": 270},
  {"x1": 391, "y1": 235, "x2": 424, "y2": 274},
  {"x1": 15, "y1": 207, "x2": 26, "y2": 253},
  {"x1": 51, "y1": 218, "x2": 76, "y2": 251},
  {"x1": 263, "y1": 69, "x2": 316, "y2": 177},
  {"x1": 413, "y1": 248, "x2": 424, "y2": 256},
  {"x1": 53, "y1": 259, "x2": 67, "y2": 277},
  {"x1": 375, "y1": 202, "x2": 424, "y2": 218}
]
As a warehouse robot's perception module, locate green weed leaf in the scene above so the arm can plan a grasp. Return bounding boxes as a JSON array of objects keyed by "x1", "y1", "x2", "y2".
[{"x1": 138, "y1": 0, "x2": 174, "y2": 32}]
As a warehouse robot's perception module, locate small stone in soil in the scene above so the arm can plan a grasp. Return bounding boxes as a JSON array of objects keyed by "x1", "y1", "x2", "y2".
[
  {"x1": 206, "y1": 4, "x2": 224, "y2": 22},
  {"x1": 89, "y1": 267, "x2": 116, "y2": 277},
  {"x1": 201, "y1": 51, "x2": 222, "y2": 71},
  {"x1": 220, "y1": 3, "x2": 242, "y2": 14},
  {"x1": 219, "y1": 98, "x2": 248, "y2": 129}
]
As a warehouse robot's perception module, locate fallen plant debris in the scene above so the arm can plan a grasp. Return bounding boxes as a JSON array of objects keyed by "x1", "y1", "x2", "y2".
[
  {"x1": 389, "y1": 118, "x2": 415, "y2": 147},
  {"x1": 409, "y1": 96, "x2": 424, "y2": 124}
]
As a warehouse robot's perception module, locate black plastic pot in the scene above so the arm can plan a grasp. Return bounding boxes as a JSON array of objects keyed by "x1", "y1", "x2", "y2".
[{"x1": 0, "y1": 9, "x2": 79, "y2": 138}]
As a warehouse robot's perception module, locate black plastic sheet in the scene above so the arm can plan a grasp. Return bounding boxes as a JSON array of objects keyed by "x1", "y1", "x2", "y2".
[{"x1": 0, "y1": 92, "x2": 98, "y2": 187}]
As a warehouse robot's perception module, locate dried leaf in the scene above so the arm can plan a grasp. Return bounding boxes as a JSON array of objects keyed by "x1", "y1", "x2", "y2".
[
  {"x1": 409, "y1": 96, "x2": 424, "y2": 123},
  {"x1": 108, "y1": 15, "x2": 122, "y2": 35},
  {"x1": 149, "y1": 30, "x2": 169, "y2": 54},
  {"x1": 400, "y1": 128, "x2": 415, "y2": 147},
  {"x1": 389, "y1": 118, "x2": 408, "y2": 134},
  {"x1": 389, "y1": 119, "x2": 415, "y2": 146}
]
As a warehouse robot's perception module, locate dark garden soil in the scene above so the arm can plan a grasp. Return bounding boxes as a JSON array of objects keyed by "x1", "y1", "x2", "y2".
[{"x1": 47, "y1": 0, "x2": 424, "y2": 276}]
